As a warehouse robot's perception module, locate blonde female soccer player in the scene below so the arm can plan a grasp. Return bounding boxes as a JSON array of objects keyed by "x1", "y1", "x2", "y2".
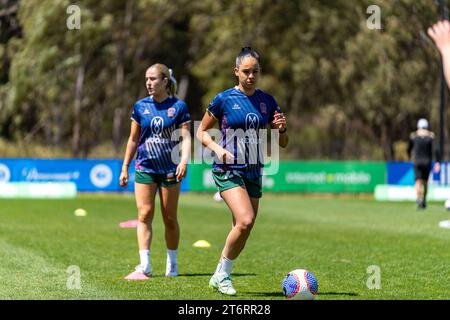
[
  {"x1": 196, "y1": 47, "x2": 288, "y2": 295},
  {"x1": 120, "y1": 63, "x2": 191, "y2": 280}
]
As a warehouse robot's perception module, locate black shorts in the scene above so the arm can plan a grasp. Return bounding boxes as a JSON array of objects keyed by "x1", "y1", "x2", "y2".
[{"x1": 414, "y1": 163, "x2": 431, "y2": 181}]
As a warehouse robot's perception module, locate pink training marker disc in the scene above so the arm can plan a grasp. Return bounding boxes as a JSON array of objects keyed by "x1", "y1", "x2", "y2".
[
  {"x1": 124, "y1": 270, "x2": 150, "y2": 280},
  {"x1": 119, "y1": 219, "x2": 139, "y2": 228}
]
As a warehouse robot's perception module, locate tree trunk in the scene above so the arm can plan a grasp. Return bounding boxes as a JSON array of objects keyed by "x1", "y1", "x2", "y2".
[
  {"x1": 113, "y1": 0, "x2": 133, "y2": 154},
  {"x1": 113, "y1": 55, "x2": 124, "y2": 154},
  {"x1": 113, "y1": 107, "x2": 125, "y2": 155},
  {"x1": 381, "y1": 123, "x2": 393, "y2": 161},
  {"x1": 52, "y1": 103, "x2": 62, "y2": 146},
  {"x1": 177, "y1": 75, "x2": 189, "y2": 100},
  {"x1": 72, "y1": 63, "x2": 85, "y2": 157}
]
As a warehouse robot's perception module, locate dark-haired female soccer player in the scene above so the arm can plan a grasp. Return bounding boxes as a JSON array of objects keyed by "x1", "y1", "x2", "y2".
[
  {"x1": 120, "y1": 63, "x2": 191, "y2": 280},
  {"x1": 196, "y1": 47, "x2": 288, "y2": 295}
]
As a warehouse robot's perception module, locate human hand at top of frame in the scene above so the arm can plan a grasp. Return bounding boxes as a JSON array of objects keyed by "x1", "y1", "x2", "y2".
[{"x1": 428, "y1": 20, "x2": 450, "y2": 54}]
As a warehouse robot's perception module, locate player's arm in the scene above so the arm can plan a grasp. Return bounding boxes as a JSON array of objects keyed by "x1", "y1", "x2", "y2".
[
  {"x1": 196, "y1": 111, "x2": 234, "y2": 163},
  {"x1": 175, "y1": 122, "x2": 191, "y2": 181},
  {"x1": 120, "y1": 121, "x2": 140, "y2": 187},
  {"x1": 432, "y1": 135, "x2": 441, "y2": 173},
  {"x1": 407, "y1": 137, "x2": 413, "y2": 160},
  {"x1": 428, "y1": 20, "x2": 450, "y2": 89},
  {"x1": 271, "y1": 111, "x2": 289, "y2": 148}
]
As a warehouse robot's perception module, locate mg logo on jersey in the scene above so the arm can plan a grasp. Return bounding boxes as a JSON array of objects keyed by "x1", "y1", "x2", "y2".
[
  {"x1": 246, "y1": 113, "x2": 259, "y2": 130},
  {"x1": 151, "y1": 116, "x2": 164, "y2": 135}
]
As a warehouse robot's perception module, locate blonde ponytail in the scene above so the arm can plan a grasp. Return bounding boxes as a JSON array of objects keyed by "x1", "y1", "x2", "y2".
[{"x1": 167, "y1": 68, "x2": 178, "y2": 97}]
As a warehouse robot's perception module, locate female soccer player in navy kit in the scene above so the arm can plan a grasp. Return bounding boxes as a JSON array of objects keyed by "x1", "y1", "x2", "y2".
[
  {"x1": 196, "y1": 47, "x2": 288, "y2": 295},
  {"x1": 120, "y1": 63, "x2": 191, "y2": 280}
]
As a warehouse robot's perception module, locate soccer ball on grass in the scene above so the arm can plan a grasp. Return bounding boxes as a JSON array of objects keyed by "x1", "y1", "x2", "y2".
[{"x1": 282, "y1": 269, "x2": 318, "y2": 300}]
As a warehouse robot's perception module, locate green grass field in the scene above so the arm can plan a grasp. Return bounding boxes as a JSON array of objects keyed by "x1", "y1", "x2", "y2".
[{"x1": 0, "y1": 193, "x2": 449, "y2": 300}]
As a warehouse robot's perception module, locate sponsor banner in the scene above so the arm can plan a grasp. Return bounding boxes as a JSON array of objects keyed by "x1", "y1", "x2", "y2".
[
  {"x1": 0, "y1": 159, "x2": 118, "y2": 191},
  {"x1": 189, "y1": 162, "x2": 386, "y2": 193},
  {"x1": 0, "y1": 160, "x2": 12, "y2": 182},
  {"x1": 269, "y1": 161, "x2": 386, "y2": 193},
  {"x1": 189, "y1": 163, "x2": 216, "y2": 191},
  {"x1": 0, "y1": 159, "x2": 189, "y2": 193},
  {"x1": 386, "y1": 161, "x2": 442, "y2": 186},
  {"x1": 0, "y1": 159, "x2": 387, "y2": 193}
]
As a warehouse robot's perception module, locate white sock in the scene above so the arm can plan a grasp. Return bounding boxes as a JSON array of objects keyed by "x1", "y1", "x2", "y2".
[
  {"x1": 139, "y1": 249, "x2": 150, "y2": 268},
  {"x1": 214, "y1": 260, "x2": 221, "y2": 274},
  {"x1": 218, "y1": 256, "x2": 234, "y2": 276},
  {"x1": 167, "y1": 249, "x2": 178, "y2": 265}
]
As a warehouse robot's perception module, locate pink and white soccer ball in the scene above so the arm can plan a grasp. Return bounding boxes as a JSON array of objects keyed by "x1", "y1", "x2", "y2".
[{"x1": 282, "y1": 269, "x2": 318, "y2": 300}]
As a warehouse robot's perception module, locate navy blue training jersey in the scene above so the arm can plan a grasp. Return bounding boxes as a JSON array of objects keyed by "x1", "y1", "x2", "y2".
[
  {"x1": 131, "y1": 96, "x2": 191, "y2": 174},
  {"x1": 207, "y1": 87, "x2": 282, "y2": 178}
]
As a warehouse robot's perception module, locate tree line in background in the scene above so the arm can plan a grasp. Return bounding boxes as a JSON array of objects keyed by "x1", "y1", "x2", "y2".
[{"x1": 0, "y1": 0, "x2": 447, "y2": 160}]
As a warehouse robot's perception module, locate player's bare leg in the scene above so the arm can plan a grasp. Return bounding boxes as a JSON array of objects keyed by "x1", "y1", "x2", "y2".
[
  {"x1": 160, "y1": 183, "x2": 181, "y2": 276},
  {"x1": 209, "y1": 186, "x2": 257, "y2": 295},
  {"x1": 125, "y1": 182, "x2": 157, "y2": 280},
  {"x1": 415, "y1": 179, "x2": 426, "y2": 209}
]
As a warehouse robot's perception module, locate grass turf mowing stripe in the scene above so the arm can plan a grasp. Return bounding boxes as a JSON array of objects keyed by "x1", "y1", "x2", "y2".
[{"x1": 0, "y1": 239, "x2": 117, "y2": 299}]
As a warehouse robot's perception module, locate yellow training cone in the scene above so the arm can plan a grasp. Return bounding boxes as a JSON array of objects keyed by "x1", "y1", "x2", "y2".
[
  {"x1": 193, "y1": 240, "x2": 211, "y2": 248},
  {"x1": 74, "y1": 208, "x2": 87, "y2": 217}
]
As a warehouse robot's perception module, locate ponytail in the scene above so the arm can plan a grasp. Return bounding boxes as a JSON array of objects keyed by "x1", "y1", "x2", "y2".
[{"x1": 167, "y1": 68, "x2": 178, "y2": 97}]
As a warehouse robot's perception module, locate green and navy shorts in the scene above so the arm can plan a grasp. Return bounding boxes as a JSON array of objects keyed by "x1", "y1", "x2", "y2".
[
  {"x1": 212, "y1": 170, "x2": 262, "y2": 199},
  {"x1": 135, "y1": 170, "x2": 179, "y2": 187}
]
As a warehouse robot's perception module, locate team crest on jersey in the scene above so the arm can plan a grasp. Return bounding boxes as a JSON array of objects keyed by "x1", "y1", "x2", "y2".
[
  {"x1": 151, "y1": 116, "x2": 164, "y2": 135},
  {"x1": 167, "y1": 107, "x2": 176, "y2": 118},
  {"x1": 260, "y1": 103, "x2": 267, "y2": 114},
  {"x1": 246, "y1": 113, "x2": 260, "y2": 130}
]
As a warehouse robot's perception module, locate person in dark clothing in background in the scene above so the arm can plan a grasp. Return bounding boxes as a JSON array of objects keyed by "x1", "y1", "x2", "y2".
[{"x1": 408, "y1": 118, "x2": 440, "y2": 210}]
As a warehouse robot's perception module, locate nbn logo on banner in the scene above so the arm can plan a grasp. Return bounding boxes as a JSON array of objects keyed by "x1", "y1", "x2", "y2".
[
  {"x1": 90, "y1": 164, "x2": 114, "y2": 188},
  {"x1": 0, "y1": 163, "x2": 11, "y2": 182}
]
